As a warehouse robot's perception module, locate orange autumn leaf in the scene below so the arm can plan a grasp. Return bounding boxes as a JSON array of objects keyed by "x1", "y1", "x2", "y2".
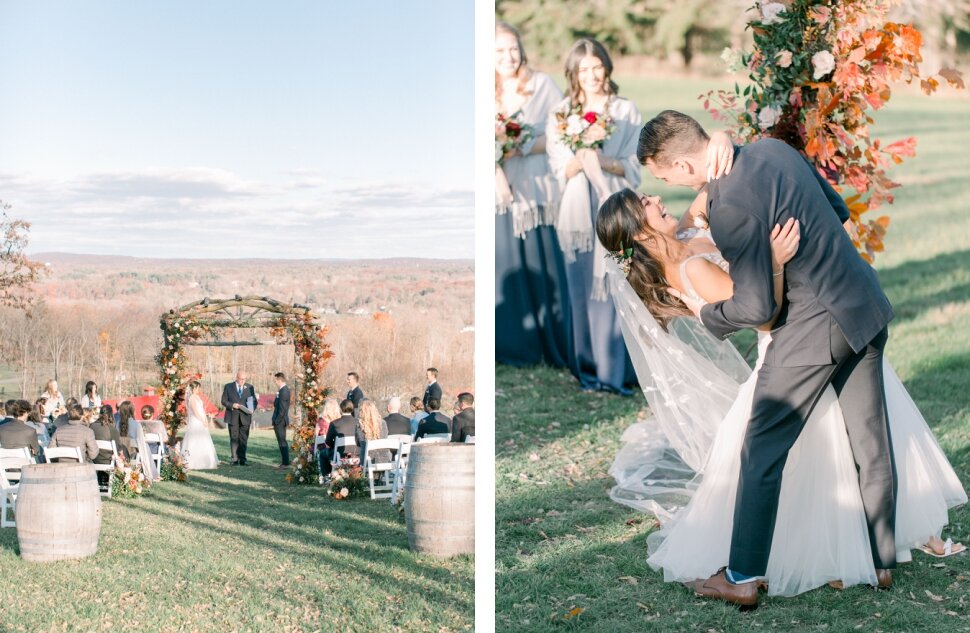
[
  {"x1": 883, "y1": 137, "x2": 917, "y2": 158},
  {"x1": 564, "y1": 607, "x2": 584, "y2": 619},
  {"x1": 897, "y1": 24, "x2": 922, "y2": 58},
  {"x1": 921, "y1": 77, "x2": 940, "y2": 95}
]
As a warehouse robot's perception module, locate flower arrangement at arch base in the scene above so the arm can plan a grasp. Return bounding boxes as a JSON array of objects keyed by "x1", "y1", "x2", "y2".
[
  {"x1": 327, "y1": 456, "x2": 366, "y2": 500},
  {"x1": 707, "y1": 0, "x2": 963, "y2": 263},
  {"x1": 160, "y1": 450, "x2": 188, "y2": 482},
  {"x1": 110, "y1": 455, "x2": 152, "y2": 499}
]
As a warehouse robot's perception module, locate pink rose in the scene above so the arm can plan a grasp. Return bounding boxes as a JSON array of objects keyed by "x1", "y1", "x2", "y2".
[
  {"x1": 582, "y1": 123, "x2": 607, "y2": 144},
  {"x1": 776, "y1": 50, "x2": 793, "y2": 68}
]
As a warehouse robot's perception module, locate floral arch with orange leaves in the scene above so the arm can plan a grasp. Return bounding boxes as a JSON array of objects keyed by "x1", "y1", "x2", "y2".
[{"x1": 156, "y1": 296, "x2": 333, "y2": 475}]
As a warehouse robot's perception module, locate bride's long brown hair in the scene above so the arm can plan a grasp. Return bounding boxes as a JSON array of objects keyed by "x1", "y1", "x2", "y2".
[{"x1": 596, "y1": 188, "x2": 692, "y2": 330}]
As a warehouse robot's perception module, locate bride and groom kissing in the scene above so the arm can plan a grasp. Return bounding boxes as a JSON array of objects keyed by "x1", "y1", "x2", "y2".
[{"x1": 597, "y1": 110, "x2": 966, "y2": 607}]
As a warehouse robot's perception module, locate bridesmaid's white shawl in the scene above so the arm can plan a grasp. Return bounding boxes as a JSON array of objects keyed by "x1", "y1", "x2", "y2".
[
  {"x1": 495, "y1": 71, "x2": 564, "y2": 237},
  {"x1": 546, "y1": 95, "x2": 642, "y2": 299}
]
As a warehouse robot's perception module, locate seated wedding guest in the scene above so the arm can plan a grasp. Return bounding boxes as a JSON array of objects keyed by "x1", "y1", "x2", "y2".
[
  {"x1": 451, "y1": 392, "x2": 475, "y2": 443},
  {"x1": 80, "y1": 380, "x2": 101, "y2": 410},
  {"x1": 117, "y1": 400, "x2": 136, "y2": 454},
  {"x1": 0, "y1": 400, "x2": 41, "y2": 456},
  {"x1": 384, "y1": 397, "x2": 411, "y2": 436},
  {"x1": 28, "y1": 399, "x2": 51, "y2": 447},
  {"x1": 322, "y1": 399, "x2": 360, "y2": 475},
  {"x1": 39, "y1": 379, "x2": 66, "y2": 423},
  {"x1": 0, "y1": 400, "x2": 13, "y2": 426},
  {"x1": 314, "y1": 398, "x2": 342, "y2": 483},
  {"x1": 49, "y1": 403, "x2": 98, "y2": 462},
  {"x1": 137, "y1": 404, "x2": 168, "y2": 457},
  {"x1": 92, "y1": 404, "x2": 129, "y2": 461},
  {"x1": 53, "y1": 397, "x2": 78, "y2": 429},
  {"x1": 408, "y1": 396, "x2": 429, "y2": 436},
  {"x1": 415, "y1": 398, "x2": 451, "y2": 439},
  {"x1": 355, "y1": 400, "x2": 391, "y2": 467}
]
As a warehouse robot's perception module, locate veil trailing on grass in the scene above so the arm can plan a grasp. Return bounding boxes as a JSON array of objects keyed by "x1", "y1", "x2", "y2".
[{"x1": 605, "y1": 260, "x2": 751, "y2": 523}]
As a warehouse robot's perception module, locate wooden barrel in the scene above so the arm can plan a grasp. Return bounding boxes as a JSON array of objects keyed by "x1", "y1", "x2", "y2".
[
  {"x1": 404, "y1": 443, "x2": 474, "y2": 557},
  {"x1": 16, "y1": 463, "x2": 102, "y2": 562}
]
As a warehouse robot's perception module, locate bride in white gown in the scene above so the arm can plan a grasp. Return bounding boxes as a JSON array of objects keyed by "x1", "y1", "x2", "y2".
[
  {"x1": 597, "y1": 188, "x2": 967, "y2": 597},
  {"x1": 180, "y1": 381, "x2": 219, "y2": 470}
]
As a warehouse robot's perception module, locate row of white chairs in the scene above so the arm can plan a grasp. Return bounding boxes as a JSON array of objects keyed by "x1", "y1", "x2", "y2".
[
  {"x1": 314, "y1": 432, "x2": 465, "y2": 500},
  {"x1": 0, "y1": 440, "x2": 123, "y2": 528}
]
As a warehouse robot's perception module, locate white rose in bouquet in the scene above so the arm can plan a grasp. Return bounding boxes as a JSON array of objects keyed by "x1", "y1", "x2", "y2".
[
  {"x1": 758, "y1": 105, "x2": 783, "y2": 130},
  {"x1": 812, "y1": 50, "x2": 836, "y2": 80}
]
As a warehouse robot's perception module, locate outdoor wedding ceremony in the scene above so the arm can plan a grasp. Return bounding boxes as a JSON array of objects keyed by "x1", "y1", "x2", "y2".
[
  {"x1": 495, "y1": 0, "x2": 970, "y2": 631},
  {"x1": 0, "y1": 2, "x2": 474, "y2": 632}
]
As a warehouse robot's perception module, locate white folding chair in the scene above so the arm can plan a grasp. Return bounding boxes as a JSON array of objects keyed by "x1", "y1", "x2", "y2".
[
  {"x1": 144, "y1": 433, "x2": 165, "y2": 475},
  {"x1": 93, "y1": 440, "x2": 118, "y2": 498},
  {"x1": 331, "y1": 436, "x2": 357, "y2": 469},
  {"x1": 44, "y1": 446, "x2": 85, "y2": 463},
  {"x1": 0, "y1": 451, "x2": 33, "y2": 528},
  {"x1": 416, "y1": 433, "x2": 451, "y2": 444},
  {"x1": 362, "y1": 438, "x2": 399, "y2": 500},
  {"x1": 464, "y1": 435, "x2": 476, "y2": 444},
  {"x1": 387, "y1": 434, "x2": 412, "y2": 445},
  {"x1": 390, "y1": 440, "x2": 412, "y2": 504}
]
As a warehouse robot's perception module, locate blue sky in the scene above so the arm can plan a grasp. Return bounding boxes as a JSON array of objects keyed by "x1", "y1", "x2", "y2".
[{"x1": 0, "y1": 1, "x2": 473, "y2": 259}]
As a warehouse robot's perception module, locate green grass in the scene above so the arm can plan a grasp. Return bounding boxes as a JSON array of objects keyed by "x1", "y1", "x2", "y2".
[
  {"x1": 496, "y1": 76, "x2": 970, "y2": 632},
  {"x1": 0, "y1": 431, "x2": 473, "y2": 632}
]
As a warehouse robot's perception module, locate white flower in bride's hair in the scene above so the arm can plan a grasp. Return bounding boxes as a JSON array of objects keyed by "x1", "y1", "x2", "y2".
[
  {"x1": 758, "y1": 105, "x2": 783, "y2": 130},
  {"x1": 565, "y1": 114, "x2": 585, "y2": 136},
  {"x1": 760, "y1": 2, "x2": 786, "y2": 24},
  {"x1": 812, "y1": 50, "x2": 836, "y2": 80}
]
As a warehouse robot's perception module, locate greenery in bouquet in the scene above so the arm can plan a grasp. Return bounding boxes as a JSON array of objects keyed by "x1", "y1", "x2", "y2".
[
  {"x1": 554, "y1": 101, "x2": 616, "y2": 152},
  {"x1": 159, "y1": 450, "x2": 188, "y2": 482},
  {"x1": 706, "y1": 0, "x2": 964, "y2": 263},
  {"x1": 495, "y1": 111, "x2": 534, "y2": 164},
  {"x1": 110, "y1": 455, "x2": 152, "y2": 499},
  {"x1": 327, "y1": 457, "x2": 366, "y2": 500}
]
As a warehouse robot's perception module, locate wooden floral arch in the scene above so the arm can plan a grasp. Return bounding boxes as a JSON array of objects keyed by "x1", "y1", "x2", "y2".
[{"x1": 156, "y1": 296, "x2": 333, "y2": 463}]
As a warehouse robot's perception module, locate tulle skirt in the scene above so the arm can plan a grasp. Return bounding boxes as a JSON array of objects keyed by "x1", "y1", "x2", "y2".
[
  {"x1": 181, "y1": 417, "x2": 219, "y2": 470},
  {"x1": 645, "y1": 335, "x2": 966, "y2": 596}
]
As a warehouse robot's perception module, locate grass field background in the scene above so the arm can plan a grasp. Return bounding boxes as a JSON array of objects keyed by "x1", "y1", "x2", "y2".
[
  {"x1": 0, "y1": 431, "x2": 474, "y2": 633},
  {"x1": 495, "y1": 77, "x2": 970, "y2": 632}
]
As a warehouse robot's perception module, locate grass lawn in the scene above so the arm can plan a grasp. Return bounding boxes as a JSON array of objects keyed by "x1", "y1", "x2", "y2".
[
  {"x1": 0, "y1": 430, "x2": 474, "y2": 632},
  {"x1": 495, "y1": 76, "x2": 970, "y2": 632}
]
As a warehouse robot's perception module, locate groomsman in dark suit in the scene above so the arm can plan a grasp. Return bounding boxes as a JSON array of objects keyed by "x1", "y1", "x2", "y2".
[
  {"x1": 221, "y1": 370, "x2": 259, "y2": 466},
  {"x1": 423, "y1": 368, "x2": 442, "y2": 408},
  {"x1": 345, "y1": 372, "x2": 364, "y2": 415},
  {"x1": 384, "y1": 396, "x2": 411, "y2": 436},
  {"x1": 451, "y1": 392, "x2": 475, "y2": 443},
  {"x1": 272, "y1": 372, "x2": 291, "y2": 470},
  {"x1": 414, "y1": 398, "x2": 451, "y2": 439}
]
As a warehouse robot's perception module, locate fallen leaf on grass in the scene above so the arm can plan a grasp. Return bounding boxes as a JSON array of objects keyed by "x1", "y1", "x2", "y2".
[
  {"x1": 618, "y1": 576, "x2": 638, "y2": 585},
  {"x1": 626, "y1": 518, "x2": 643, "y2": 526},
  {"x1": 926, "y1": 589, "x2": 944, "y2": 602},
  {"x1": 563, "y1": 607, "x2": 584, "y2": 619},
  {"x1": 529, "y1": 453, "x2": 541, "y2": 462}
]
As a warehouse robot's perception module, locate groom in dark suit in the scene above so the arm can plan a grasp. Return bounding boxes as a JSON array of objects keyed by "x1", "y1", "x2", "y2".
[
  {"x1": 272, "y1": 372, "x2": 291, "y2": 469},
  {"x1": 221, "y1": 370, "x2": 258, "y2": 466},
  {"x1": 639, "y1": 111, "x2": 896, "y2": 606}
]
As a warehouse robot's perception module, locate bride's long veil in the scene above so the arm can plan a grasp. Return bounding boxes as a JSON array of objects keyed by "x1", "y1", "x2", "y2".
[{"x1": 606, "y1": 260, "x2": 751, "y2": 523}]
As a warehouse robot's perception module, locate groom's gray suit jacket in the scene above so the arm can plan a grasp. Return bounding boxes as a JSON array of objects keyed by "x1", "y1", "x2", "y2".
[{"x1": 700, "y1": 138, "x2": 894, "y2": 366}]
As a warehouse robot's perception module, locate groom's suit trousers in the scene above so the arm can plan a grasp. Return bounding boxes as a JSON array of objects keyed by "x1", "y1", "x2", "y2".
[{"x1": 729, "y1": 320, "x2": 897, "y2": 576}]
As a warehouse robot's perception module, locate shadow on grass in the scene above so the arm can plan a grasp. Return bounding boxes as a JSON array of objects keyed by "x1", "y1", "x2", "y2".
[{"x1": 878, "y1": 250, "x2": 970, "y2": 322}]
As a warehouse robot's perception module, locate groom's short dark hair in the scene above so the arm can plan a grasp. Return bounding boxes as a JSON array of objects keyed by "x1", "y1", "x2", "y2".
[{"x1": 637, "y1": 110, "x2": 709, "y2": 167}]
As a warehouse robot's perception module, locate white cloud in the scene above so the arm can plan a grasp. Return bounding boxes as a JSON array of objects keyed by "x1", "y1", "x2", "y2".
[{"x1": 1, "y1": 168, "x2": 473, "y2": 259}]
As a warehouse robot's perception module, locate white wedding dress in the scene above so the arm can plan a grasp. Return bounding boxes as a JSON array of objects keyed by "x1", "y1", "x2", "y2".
[
  {"x1": 180, "y1": 394, "x2": 219, "y2": 470},
  {"x1": 608, "y1": 252, "x2": 967, "y2": 597}
]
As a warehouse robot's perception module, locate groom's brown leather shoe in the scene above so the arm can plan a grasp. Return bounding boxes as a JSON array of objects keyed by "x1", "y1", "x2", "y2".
[
  {"x1": 875, "y1": 569, "x2": 893, "y2": 589},
  {"x1": 691, "y1": 569, "x2": 759, "y2": 609}
]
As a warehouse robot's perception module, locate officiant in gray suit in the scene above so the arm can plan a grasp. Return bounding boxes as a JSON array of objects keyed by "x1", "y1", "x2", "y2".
[{"x1": 221, "y1": 370, "x2": 258, "y2": 466}]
